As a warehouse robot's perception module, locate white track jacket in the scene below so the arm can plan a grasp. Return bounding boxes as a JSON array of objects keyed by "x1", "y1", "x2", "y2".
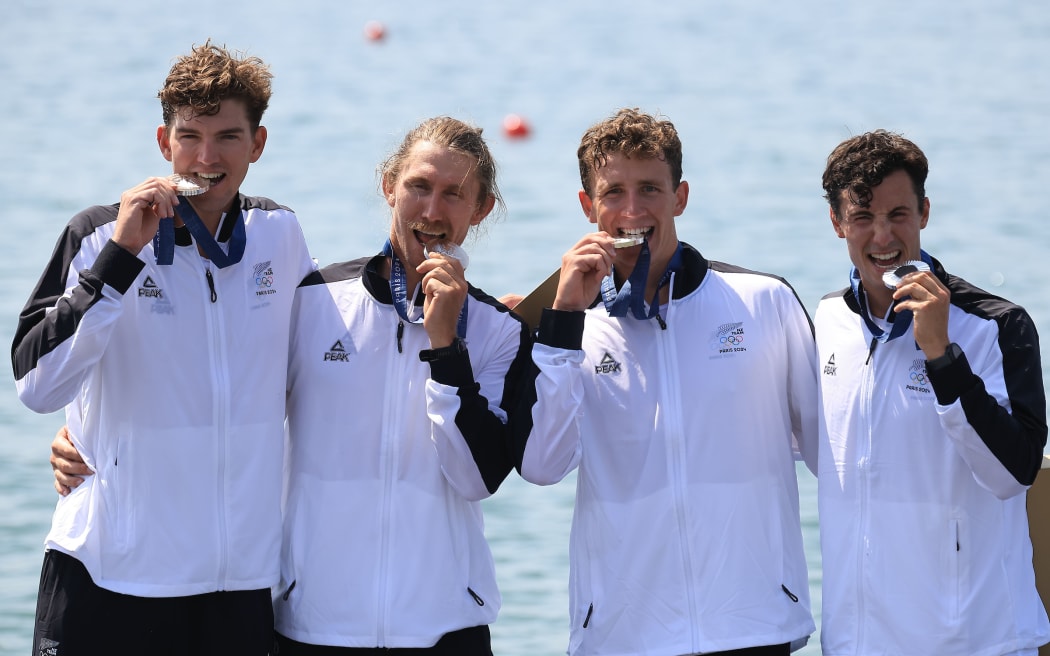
[
  {"x1": 12, "y1": 196, "x2": 315, "y2": 597},
  {"x1": 517, "y1": 243, "x2": 818, "y2": 656},
  {"x1": 813, "y1": 255, "x2": 1049, "y2": 656},
  {"x1": 274, "y1": 255, "x2": 532, "y2": 647}
]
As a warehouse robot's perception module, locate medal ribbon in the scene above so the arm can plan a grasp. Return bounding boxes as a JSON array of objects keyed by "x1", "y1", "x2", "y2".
[
  {"x1": 153, "y1": 202, "x2": 246, "y2": 268},
  {"x1": 849, "y1": 249, "x2": 934, "y2": 343},
  {"x1": 601, "y1": 241, "x2": 682, "y2": 320},
  {"x1": 382, "y1": 240, "x2": 468, "y2": 339}
]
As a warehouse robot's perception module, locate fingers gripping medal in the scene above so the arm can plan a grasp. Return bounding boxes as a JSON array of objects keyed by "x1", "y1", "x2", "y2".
[
  {"x1": 423, "y1": 241, "x2": 470, "y2": 270},
  {"x1": 882, "y1": 260, "x2": 931, "y2": 289},
  {"x1": 154, "y1": 175, "x2": 211, "y2": 266},
  {"x1": 415, "y1": 241, "x2": 470, "y2": 340},
  {"x1": 154, "y1": 174, "x2": 248, "y2": 269}
]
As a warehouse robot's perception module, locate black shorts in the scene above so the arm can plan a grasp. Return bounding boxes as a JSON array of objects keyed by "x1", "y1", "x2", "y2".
[
  {"x1": 705, "y1": 643, "x2": 790, "y2": 656},
  {"x1": 33, "y1": 549, "x2": 274, "y2": 656},
  {"x1": 274, "y1": 625, "x2": 492, "y2": 655}
]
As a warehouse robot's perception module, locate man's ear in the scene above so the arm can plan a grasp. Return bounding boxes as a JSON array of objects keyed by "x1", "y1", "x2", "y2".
[
  {"x1": 673, "y1": 180, "x2": 689, "y2": 216},
  {"x1": 381, "y1": 175, "x2": 396, "y2": 207},
  {"x1": 471, "y1": 194, "x2": 496, "y2": 226},
  {"x1": 831, "y1": 207, "x2": 845, "y2": 238},
  {"x1": 578, "y1": 190, "x2": 596, "y2": 224},
  {"x1": 157, "y1": 125, "x2": 173, "y2": 162},
  {"x1": 249, "y1": 125, "x2": 267, "y2": 163}
]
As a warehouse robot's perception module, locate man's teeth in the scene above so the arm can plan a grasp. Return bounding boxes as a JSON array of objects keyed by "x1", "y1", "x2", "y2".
[{"x1": 871, "y1": 253, "x2": 900, "y2": 266}]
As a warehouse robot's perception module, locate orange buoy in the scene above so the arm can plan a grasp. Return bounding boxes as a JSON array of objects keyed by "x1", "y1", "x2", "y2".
[
  {"x1": 364, "y1": 20, "x2": 386, "y2": 42},
  {"x1": 503, "y1": 114, "x2": 531, "y2": 139}
]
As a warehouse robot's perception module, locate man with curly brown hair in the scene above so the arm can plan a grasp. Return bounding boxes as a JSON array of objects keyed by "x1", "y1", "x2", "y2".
[
  {"x1": 13, "y1": 41, "x2": 314, "y2": 654},
  {"x1": 812, "y1": 130, "x2": 1049, "y2": 655},
  {"x1": 516, "y1": 108, "x2": 818, "y2": 655}
]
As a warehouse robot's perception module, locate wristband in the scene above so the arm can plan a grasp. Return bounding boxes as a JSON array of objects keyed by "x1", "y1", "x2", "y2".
[{"x1": 419, "y1": 337, "x2": 467, "y2": 362}]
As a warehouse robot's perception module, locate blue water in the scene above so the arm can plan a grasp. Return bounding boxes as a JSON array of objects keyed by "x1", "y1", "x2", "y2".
[{"x1": 1, "y1": 1, "x2": 1048, "y2": 654}]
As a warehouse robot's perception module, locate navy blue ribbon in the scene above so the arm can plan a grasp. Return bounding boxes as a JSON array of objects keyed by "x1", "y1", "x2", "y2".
[
  {"x1": 152, "y1": 202, "x2": 245, "y2": 269},
  {"x1": 850, "y1": 249, "x2": 934, "y2": 344},
  {"x1": 382, "y1": 240, "x2": 468, "y2": 339},
  {"x1": 601, "y1": 241, "x2": 682, "y2": 320},
  {"x1": 152, "y1": 217, "x2": 176, "y2": 265}
]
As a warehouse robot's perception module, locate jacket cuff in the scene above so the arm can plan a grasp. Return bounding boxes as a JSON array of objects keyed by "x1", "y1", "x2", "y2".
[
  {"x1": 926, "y1": 349, "x2": 976, "y2": 406},
  {"x1": 425, "y1": 347, "x2": 476, "y2": 389},
  {"x1": 537, "y1": 308, "x2": 585, "y2": 351},
  {"x1": 91, "y1": 240, "x2": 146, "y2": 295}
]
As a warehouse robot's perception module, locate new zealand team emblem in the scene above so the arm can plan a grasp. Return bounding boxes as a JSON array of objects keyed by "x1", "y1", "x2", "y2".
[{"x1": 254, "y1": 261, "x2": 276, "y2": 296}]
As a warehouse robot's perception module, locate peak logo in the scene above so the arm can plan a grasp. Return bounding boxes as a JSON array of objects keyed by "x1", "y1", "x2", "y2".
[
  {"x1": 823, "y1": 354, "x2": 837, "y2": 376},
  {"x1": 138, "y1": 276, "x2": 163, "y2": 298},
  {"x1": 594, "y1": 352, "x2": 622, "y2": 375},
  {"x1": 139, "y1": 276, "x2": 174, "y2": 314},
  {"x1": 323, "y1": 339, "x2": 353, "y2": 363}
]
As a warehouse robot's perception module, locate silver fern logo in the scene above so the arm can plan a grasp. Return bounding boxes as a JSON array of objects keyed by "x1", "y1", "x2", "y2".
[
  {"x1": 253, "y1": 260, "x2": 276, "y2": 296},
  {"x1": 906, "y1": 358, "x2": 931, "y2": 394},
  {"x1": 710, "y1": 321, "x2": 746, "y2": 354}
]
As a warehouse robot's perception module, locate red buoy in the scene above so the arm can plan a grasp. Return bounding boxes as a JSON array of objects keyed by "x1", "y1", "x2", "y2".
[
  {"x1": 503, "y1": 114, "x2": 531, "y2": 139},
  {"x1": 364, "y1": 20, "x2": 386, "y2": 42}
]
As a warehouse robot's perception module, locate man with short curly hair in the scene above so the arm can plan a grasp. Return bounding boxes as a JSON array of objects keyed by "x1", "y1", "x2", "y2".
[
  {"x1": 13, "y1": 41, "x2": 314, "y2": 655},
  {"x1": 813, "y1": 129, "x2": 1049, "y2": 655},
  {"x1": 517, "y1": 108, "x2": 818, "y2": 655}
]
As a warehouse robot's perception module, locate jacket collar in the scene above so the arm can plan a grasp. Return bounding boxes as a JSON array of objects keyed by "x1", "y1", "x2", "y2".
[
  {"x1": 587, "y1": 240, "x2": 708, "y2": 309},
  {"x1": 174, "y1": 193, "x2": 243, "y2": 246}
]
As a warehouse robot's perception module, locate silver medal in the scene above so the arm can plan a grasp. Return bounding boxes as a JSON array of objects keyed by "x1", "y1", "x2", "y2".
[{"x1": 882, "y1": 260, "x2": 930, "y2": 289}]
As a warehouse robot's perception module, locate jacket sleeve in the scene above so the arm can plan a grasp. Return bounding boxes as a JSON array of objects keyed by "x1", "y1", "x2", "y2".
[
  {"x1": 513, "y1": 308, "x2": 587, "y2": 487},
  {"x1": 13, "y1": 213, "x2": 144, "y2": 414},
  {"x1": 927, "y1": 308, "x2": 1047, "y2": 499},
  {"x1": 425, "y1": 309, "x2": 533, "y2": 500},
  {"x1": 777, "y1": 284, "x2": 820, "y2": 475}
]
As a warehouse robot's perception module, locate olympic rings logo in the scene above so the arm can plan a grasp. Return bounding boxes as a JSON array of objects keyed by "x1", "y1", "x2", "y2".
[
  {"x1": 256, "y1": 275, "x2": 274, "y2": 288},
  {"x1": 720, "y1": 335, "x2": 744, "y2": 346},
  {"x1": 909, "y1": 371, "x2": 927, "y2": 385}
]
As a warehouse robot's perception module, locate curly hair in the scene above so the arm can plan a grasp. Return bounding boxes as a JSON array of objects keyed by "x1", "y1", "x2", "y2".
[
  {"x1": 158, "y1": 40, "x2": 272, "y2": 130},
  {"x1": 379, "y1": 116, "x2": 505, "y2": 221},
  {"x1": 822, "y1": 130, "x2": 928, "y2": 219},
  {"x1": 577, "y1": 108, "x2": 683, "y2": 197}
]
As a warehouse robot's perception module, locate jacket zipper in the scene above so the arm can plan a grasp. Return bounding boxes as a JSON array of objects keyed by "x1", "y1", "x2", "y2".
[
  {"x1": 201, "y1": 258, "x2": 231, "y2": 585},
  {"x1": 656, "y1": 318, "x2": 700, "y2": 649},
  {"x1": 856, "y1": 335, "x2": 877, "y2": 649},
  {"x1": 375, "y1": 322, "x2": 409, "y2": 645},
  {"x1": 864, "y1": 337, "x2": 877, "y2": 364},
  {"x1": 205, "y1": 267, "x2": 218, "y2": 303}
]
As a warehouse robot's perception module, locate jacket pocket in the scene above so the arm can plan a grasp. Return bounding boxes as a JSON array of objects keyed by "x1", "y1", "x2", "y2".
[
  {"x1": 280, "y1": 579, "x2": 297, "y2": 601},
  {"x1": 110, "y1": 430, "x2": 135, "y2": 551},
  {"x1": 948, "y1": 518, "x2": 962, "y2": 622}
]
